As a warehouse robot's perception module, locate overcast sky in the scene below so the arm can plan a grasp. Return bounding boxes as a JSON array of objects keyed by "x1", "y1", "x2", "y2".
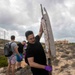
[{"x1": 0, "y1": 0, "x2": 75, "y2": 42}]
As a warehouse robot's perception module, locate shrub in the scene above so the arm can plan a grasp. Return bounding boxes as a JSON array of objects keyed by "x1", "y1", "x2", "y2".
[{"x1": 0, "y1": 56, "x2": 8, "y2": 67}]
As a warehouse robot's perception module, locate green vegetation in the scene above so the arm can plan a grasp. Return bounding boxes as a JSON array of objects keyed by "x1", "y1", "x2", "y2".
[
  {"x1": 0, "y1": 56, "x2": 8, "y2": 67},
  {"x1": 68, "y1": 43, "x2": 75, "y2": 45}
]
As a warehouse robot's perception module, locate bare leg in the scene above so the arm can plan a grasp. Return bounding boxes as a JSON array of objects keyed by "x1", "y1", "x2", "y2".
[
  {"x1": 11, "y1": 64, "x2": 16, "y2": 75},
  {"x1": 6, "y1": 63, "x2": 11, "y2": 75},
  {"x1": 17, "y1": 62, "x2": 21, "y2": 68}
]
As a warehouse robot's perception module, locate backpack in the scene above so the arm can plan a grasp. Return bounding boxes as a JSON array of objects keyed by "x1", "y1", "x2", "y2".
[{"x1": 4, "y1": 42, "x2": 13, "y2": 57}]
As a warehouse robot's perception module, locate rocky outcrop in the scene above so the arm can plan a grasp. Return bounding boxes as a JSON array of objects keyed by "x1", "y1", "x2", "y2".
[
  {"x1": 0, "y1": 43, "x2": 75, "y2": 75},
  {"x1": 52, "y1": 43, "x2": 75, "y2": 75},
  {"x1": 0, "y1": 66, "x2": 32, "y2": 75}
]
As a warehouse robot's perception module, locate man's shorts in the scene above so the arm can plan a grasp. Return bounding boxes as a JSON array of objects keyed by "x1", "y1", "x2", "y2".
[
  {"x1": 8, "y1": 54, "x2": 16, "y2": 64},
  {"x1": 16, "y1": 53, "x2": 23, "y2": 62}
]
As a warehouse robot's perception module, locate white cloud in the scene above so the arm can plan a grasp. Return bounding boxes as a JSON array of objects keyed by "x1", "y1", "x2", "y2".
[{"x1": 0, "y1": 0, "x2": 75, "y2": 42}]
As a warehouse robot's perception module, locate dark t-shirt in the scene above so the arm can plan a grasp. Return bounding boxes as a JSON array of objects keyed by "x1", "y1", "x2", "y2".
[
  {"x1": 17, "y1": 43, "x2": 24, "y2": 53},
  {"x1": 25, "y1": 35, "x2": 48, "y2": 75}
]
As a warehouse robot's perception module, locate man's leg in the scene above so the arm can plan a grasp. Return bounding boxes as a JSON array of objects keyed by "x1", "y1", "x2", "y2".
[
  {"x1": 16, "y1": 53, "x2": 23, "y2": 70},
  {"x1": 16, "y1": 54, "x2": 21, "y2": 69},
  {"x1": 6, "y1": 63, "x2": 11, "y2": 75},
  {"x1": 11, "y1": 55, "x2": 16, "y2": 75},
  {"x1": 11, "y1": 64, "x2": 15, "y2": 75},
  {"x1": 17, "y1": 62, "x2": 21, "y2": 68}
]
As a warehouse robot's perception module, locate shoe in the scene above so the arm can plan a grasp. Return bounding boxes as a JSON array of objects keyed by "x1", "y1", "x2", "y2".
[
  {"x1": 17, "y1": 67, "x2": 22, "y2": 71},
  {"x1": 19, "y1": 67, "x2": 22, "y2": 69}
]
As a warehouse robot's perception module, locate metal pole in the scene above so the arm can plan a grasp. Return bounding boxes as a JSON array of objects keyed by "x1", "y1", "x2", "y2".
[{"x1": 4, "y1": 31, "x2": 5, "y2": 45}]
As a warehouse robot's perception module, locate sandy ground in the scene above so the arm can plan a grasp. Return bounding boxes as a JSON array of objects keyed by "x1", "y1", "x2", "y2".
[{"x1": 0, "y1": 43, "x2": 75, "y2": 75}]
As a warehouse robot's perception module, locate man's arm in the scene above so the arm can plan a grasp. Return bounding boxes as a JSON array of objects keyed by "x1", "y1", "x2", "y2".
[
  {"x1": 28, "y1": 57, "x2": 45, "y2": 69},
  {"x1": 38, "y1": 18, "x2": 43, "y2": 39},
  {"x1": 14, "y1": 46, "x2": 20, "y2": 56}
]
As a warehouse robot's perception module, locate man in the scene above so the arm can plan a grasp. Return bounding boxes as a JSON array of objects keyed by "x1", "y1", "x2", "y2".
[
  {"x1": 16, "y1": 41, "x2": 26, "y2": 70},
  {"x1": 25, "y1": 19, "x2": 52, "y2": 75},
  {"x1": 6, "y1": 35, "x2": 22, "y2": 75}
]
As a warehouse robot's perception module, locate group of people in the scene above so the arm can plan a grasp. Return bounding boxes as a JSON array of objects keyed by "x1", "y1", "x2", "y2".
[
  {"x1": 6, "y1": 18, "x2": 52, "y2": 75},
  {"x1": 6, "y1": 36, "x2": 26, "y2": 75}
]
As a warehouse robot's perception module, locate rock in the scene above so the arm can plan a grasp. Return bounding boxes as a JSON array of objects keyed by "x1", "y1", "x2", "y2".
[
  {"x1": 15, "y1": 66, "x2": 32, "y2": 75},
  {"x1": 52, "y1": 59, "x2": 59, "y2": 66},
  {"x1": 61, "y1": 54, "x2": 68, "y2": 58},
  {"x1": 0, "y1": 67, "x2": 6, "y2": 73},
  {"x1": 71, "y1": 62, "x2": 75, "y2": 68},
  {"x1": 0, "y1": 66, "x2": 32, "y2": 75}
]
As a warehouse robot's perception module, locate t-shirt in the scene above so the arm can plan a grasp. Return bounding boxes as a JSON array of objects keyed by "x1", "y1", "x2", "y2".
[
  {"x1": 17, "y1": 43, "x2": 24, "y2": 53},
  {"x1": 25, "y1": 35, "x2": 49, "y2": 75},
  {"x1": 9, "y1": 42, "x2": 18, "y2": 55}
]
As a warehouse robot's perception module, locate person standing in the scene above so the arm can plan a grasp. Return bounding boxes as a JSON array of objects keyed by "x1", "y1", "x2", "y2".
[
  {"x1": 6, "y1": 35, "x2": 22, "y2": 75},
  {"x1": 16, "y1": 41, "x2": 26, "y2": 70},
  {"x1": 25, "y1": 19, "x2": 52, "y2": 75}
]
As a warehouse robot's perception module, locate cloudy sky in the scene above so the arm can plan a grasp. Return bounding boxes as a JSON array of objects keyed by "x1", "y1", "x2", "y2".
[{"x1": 0, "y1": 0, "x2": 75, "y2": 42}]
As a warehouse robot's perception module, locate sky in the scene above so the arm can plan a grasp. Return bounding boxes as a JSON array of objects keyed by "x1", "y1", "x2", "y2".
[{"x1": 0, "y1": 0, "x2": 75, "y2": 42}]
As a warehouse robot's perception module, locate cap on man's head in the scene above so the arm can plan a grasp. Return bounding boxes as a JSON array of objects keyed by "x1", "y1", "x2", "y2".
[{"x1": 25, "y1": 31, "x2": 33, "y2": 38}]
